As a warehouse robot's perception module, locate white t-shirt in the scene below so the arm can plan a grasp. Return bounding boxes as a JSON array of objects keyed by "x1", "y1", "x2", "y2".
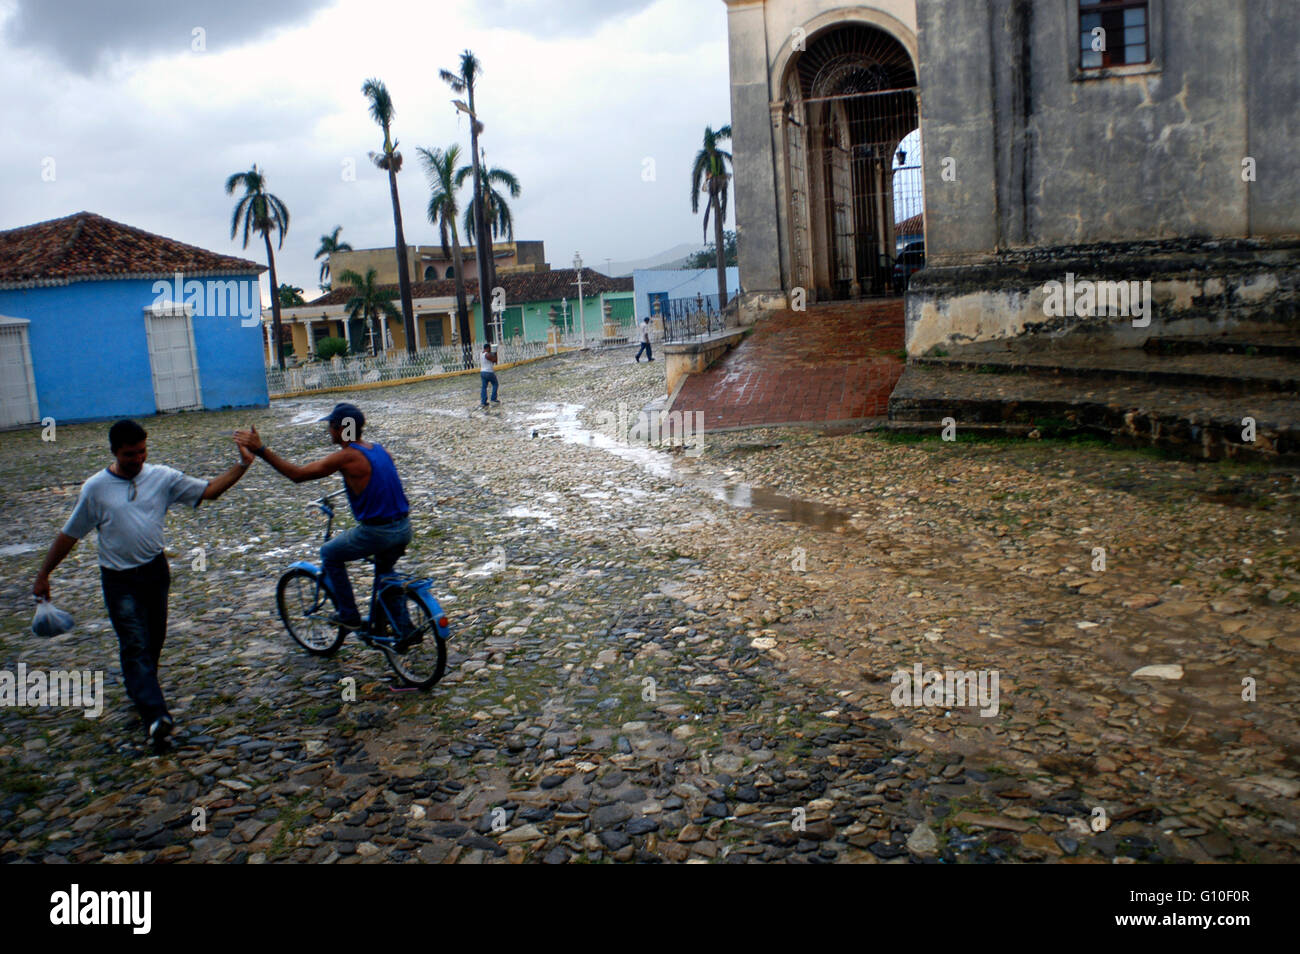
[
  {"x1": 481, "y1": 350, "x2": 497, "y2": 372},
  {"x1": 62, "y1": 464, "x2": 208, "y2": 570},
  {"x1": 641, "y1": 322, "x2": 651, "y2": 342}
]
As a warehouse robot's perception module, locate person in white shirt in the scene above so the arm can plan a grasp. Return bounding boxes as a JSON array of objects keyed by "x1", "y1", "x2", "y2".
[
  {"x1": 480, "y1": 342, "x2": 499, "y2": 407},
  {"x1": 635, "y1": 317, "x2": 653, "y2": 362},
  {"x1": 32, "y1": 419, "x2": 254, "y2": 749}
]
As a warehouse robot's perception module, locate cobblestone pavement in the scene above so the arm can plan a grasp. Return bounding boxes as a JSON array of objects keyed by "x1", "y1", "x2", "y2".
[{"x1": 1, "y1": 347, "x2": 1297, "y2": 863}]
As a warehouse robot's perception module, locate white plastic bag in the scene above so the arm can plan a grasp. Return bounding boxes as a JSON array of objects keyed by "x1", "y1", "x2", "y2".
[{"x1": 31, "y1": 600, "x2": 75, "y2": 638}]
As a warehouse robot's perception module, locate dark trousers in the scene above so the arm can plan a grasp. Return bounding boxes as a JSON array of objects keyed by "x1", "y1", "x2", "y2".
[
  {"x1": 321, "y1": 518, "x2": 413, "y2": 623},
  {"x1": 100, "y1": 553, "x2": 171, "y2": 725},
  {"x1": 635, "y1": 341, "x2": 652, "y2": 361},
  {"x1": 480, "y1": 371, "x2": 499, "y2": 405}
]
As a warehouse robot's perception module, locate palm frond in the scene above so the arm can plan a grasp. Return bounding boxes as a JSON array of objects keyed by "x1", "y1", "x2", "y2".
[
  {"x1": 361, "y1": 78, "x2": 393, "y2": 129},
  {"x1": 485, "y1": 167, "x2": 521, "y2": 197}
]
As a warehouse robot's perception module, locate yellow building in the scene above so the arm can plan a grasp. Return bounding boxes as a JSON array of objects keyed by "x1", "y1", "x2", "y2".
[
  {"x1": 262, "y1": 287, "x2": 467, "y2": 364},
  {"x1": 329, "y1": 240, "x2": 548, "y2": 287}
]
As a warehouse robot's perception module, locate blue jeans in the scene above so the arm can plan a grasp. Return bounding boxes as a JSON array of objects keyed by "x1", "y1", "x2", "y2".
[
  {"x1": 100, "y1": 553, "x2": 170, "y2": 724},
  {"x1": 321, "y1": 517, "x2": 412, "y2": 623},
  {"x1": 480, "y1": 371, "x2": 499, "y2": 405},
  {"x1": 635, "y1": 341, "x2": 652, "y2": 361}
]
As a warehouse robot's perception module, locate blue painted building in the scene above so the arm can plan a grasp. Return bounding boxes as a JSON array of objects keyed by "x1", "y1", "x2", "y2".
[
  {"x1": 0, "y1": 212, "x2": 268, "y2": 427},
  {"x1": 632, "y1": 267, "x2": 741, "y2": 321}
]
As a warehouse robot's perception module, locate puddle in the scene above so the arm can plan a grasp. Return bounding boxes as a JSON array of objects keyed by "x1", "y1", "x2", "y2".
[
  {"x1": 517, "y1": 403, "x2": 675, "y2": 479},
  {"x1": 513, "y1": 402, "x2": 854, "y2": 532},
  {"x1": 504, "y1": 506, "x2": 558, "y2": 528},
  {"x1": 711, "y1": 482, "x2": 852, "y2": 530},
  {"x1": 0, "y1": 543, "x2": 40, "y2": 557}
]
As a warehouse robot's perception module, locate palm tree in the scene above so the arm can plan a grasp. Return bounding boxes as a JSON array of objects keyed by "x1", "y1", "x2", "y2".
[
  {"x1": 457, "y1": 161, "x2": 520, "y2": 246},
  {"x1": 440, "y1": 50, "x2": 494, "y2": 339},
  {"x1": 225, "y1": 165, "x2": 290, "y2": 369},
  {"x1": 278, "y1": 284, "x2": 306, "y2": 307},
  {"x1": 337, "y1": 267, "x2": 400, "y2": 357},
  {"x1": 691, "y1": 125, "x2": 734, "y2": 309},
  {"x1": 362, "y1": 78, "x2": 417, "y2": 356},
  {"x1": 418, "y1": 144, "x2": 473, "y2": 368},
  {"x1": 314, "y1": 225, "x2": 352, "y2": 288}
]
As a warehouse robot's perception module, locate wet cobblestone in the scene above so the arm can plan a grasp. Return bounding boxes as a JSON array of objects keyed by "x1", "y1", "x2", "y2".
[{"x1": 1, "y1": 346, "x2": 1297, "y2": 863}]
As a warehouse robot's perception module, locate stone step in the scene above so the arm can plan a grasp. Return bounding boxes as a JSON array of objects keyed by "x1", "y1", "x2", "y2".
[
  {"x1": 914, "y1": 347, "x2": 1299, "y2": 392},
  {"x1": 1143, "y1": 332, "x2": 1300, "y2": 359},
  {"x1": 888, "y1": 363, "x2": 1299, "y2": 461}
]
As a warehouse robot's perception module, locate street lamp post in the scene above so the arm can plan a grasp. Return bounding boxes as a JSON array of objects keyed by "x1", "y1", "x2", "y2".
[{"x1": 572, "y1": 251, "x2": 586, "y2": 348}]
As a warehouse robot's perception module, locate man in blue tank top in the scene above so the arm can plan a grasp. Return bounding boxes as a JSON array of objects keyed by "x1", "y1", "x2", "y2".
[{"x1": 235, "y1": 403, "x2": 410, "y2": 628}]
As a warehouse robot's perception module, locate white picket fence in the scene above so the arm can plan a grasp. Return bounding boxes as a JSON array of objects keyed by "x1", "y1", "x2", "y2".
[{"x1": 266, "y1": 323, "x2": 636, "y2": 398}]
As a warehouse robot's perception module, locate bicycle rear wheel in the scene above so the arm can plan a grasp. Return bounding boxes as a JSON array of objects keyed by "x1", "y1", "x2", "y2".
[
  {"x1": 377, "y1": 590, "x2": 447, "y2": 689},
  {"x1": 277, "y1": 568, "x2": 346, "y2": 656}
]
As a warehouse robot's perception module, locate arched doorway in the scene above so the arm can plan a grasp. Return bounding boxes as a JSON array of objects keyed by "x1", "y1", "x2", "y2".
[{"x1": 781, "y1": 23, "x2": 919, "y2": 301}]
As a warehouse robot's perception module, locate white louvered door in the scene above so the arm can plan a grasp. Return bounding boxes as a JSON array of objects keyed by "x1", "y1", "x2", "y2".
[
  {"x1": 145, "y1": 308, "x2": 203, "y2": 412},
  {"x1": 0, "y1": 319, "x2": 39, "y2": 428}
]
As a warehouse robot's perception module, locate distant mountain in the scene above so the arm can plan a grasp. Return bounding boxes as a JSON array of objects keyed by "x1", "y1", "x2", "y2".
[{"x1": 602, "y1": 242, "x2": 700, "y2": 277}]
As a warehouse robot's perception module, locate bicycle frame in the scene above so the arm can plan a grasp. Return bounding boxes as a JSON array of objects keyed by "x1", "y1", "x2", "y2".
[{"x1": 290, "y1": 490, "x2": 451, "y2": 642}]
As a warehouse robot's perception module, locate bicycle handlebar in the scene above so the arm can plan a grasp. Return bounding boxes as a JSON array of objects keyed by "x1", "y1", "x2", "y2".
[{"x1": 307, "y1": 488, "x2": 348, "y2": 514}]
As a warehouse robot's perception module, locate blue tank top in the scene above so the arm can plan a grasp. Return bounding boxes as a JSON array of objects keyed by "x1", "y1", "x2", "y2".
[{"x1": 345, "y1": 443, "x2": 409, "y2": 523}]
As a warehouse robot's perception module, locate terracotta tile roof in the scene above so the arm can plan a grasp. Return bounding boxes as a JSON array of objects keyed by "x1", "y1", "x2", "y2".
[
  {"x1": 308, "y1": 267, "x2": 633, "y2": 308},
  {"x1": 0, "y1": 211, "x2": 265, "y2": 287},
  {"x1": 895, "y1": 212, "x2": 924, "y2": 235}
]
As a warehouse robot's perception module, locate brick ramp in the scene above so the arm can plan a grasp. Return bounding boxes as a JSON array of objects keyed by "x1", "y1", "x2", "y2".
[{"x1": 668, "y1": 300, "x2": 905, "y2": 432}]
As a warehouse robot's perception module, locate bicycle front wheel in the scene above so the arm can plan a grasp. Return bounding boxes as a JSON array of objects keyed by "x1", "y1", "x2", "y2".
[
  {"x1": 378, "y1": 591, "x2": 447, "y2": 689},
  {"x1": 277, "y1": 568, "x2": 346, "y2": 656}
]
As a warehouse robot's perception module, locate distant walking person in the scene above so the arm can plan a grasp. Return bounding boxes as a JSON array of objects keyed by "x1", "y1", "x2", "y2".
[
  {"x1": 32, "y1": 419, "x2": 254, "y2": 750},
  {"x1": 635, "y1": 317, "x2": 654, "y2": 362},
  {"x1": 480, "y1": 342, "x2": 499, "y2": 407}
]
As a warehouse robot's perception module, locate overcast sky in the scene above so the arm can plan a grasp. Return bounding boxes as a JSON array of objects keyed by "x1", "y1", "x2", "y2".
[{"x1": 0, "y1": 0, "x2": 733, "y2": 297}]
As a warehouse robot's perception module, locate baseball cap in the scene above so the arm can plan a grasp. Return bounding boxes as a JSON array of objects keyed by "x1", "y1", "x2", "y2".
[{"x1": 319, "y1": 402, "x2": 365, "y2": 429}]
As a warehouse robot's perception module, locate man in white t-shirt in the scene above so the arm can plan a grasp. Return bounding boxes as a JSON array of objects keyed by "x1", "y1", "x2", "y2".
[
  {"x1": 480, "y1": 342, "x2": 499, "y2": 407},
  {"x1": 635, "y1": 317, "x2": 653, "y2": 362},
  {"x1": 32, "y1": 419, "x2": 255, "y2": 749}
]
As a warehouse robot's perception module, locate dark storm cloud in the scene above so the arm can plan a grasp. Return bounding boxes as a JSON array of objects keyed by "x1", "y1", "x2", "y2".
[
  {"x1": 471, "y1": 0, "x2": 659, "y2": 36},
  {"x1": 2, "y1": 0, "x2": 336, "y2": 72}
]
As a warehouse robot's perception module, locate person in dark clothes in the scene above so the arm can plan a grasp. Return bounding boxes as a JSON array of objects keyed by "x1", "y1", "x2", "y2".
[{"x1": 235, "y1": 403, "x2": 411, "y2": 631}]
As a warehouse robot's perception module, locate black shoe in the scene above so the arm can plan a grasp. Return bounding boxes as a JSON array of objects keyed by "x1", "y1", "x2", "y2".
[
  {"x1": 328, "y1": 612, "x2": 364, "y2": 630},
  {"x1": 490, "y1": 399, "x2": 500, "y2": 405},
  {"x1": 147, "y1": 714, "x2": 174, "y2": 750}
]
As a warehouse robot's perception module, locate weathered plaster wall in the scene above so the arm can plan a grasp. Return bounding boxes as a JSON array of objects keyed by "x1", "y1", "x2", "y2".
[
  {"x1": 906, "y1": 239, "x2": 1300, "y2": 355},
  {"x1": 725, "y1": 0, "x2": 919, "y2": 317},
  {"x1": 918, "y1": 0, "x2": 1299, "y2": 263}
]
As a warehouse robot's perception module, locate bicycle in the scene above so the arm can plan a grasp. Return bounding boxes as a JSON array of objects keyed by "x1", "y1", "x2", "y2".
[{"x1": 275, "y1": 489, "x2": 452, "y2": 689}]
